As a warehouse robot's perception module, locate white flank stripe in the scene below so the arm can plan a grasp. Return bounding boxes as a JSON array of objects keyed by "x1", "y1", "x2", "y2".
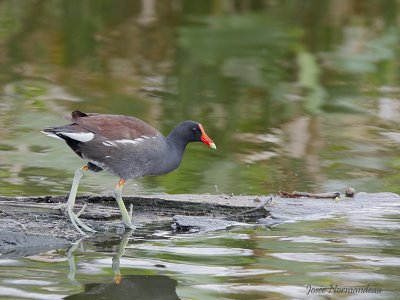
[
  {"x1": 115, "y1": 139, "x2": 141, "y2": 145},
  {"x1": 103, "y1": 136, "x2": 156, "y2": 147},
  {"x1": 60, "y1": 132, "x2": 94, "y2": 142},
  {"x1": 41, "y1": 131, "x2": 63, "y2": 140}
]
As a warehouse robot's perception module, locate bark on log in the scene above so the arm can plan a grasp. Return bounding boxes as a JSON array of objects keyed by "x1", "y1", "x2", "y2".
[{"x1": 0, "y1": 192, "x2": 399, "y2": 258}]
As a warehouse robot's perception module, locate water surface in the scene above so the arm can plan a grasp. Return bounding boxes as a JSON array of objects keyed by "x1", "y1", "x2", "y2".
[
  {"x1": 1, "y1": 207, "x2": 399, "y2": 299},
  {"x1": 0, "y1": 1, "x2": 399, "y2": 299}
]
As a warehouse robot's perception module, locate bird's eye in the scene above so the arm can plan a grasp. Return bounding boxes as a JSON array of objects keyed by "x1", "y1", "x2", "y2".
[{"x1": 192, "y1": 127, "x2": 198, "y2": 132}]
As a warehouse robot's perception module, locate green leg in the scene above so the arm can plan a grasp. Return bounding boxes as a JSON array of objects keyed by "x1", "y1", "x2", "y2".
[
  {"x1": 64, "y1": 167, "x2": 96, "y2": 234},
  {"x1": 114, "y1": 179, "x2": 135, "y2": 229}
]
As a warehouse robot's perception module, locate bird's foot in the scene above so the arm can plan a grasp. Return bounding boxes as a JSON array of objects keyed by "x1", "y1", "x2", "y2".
[
  {"x1": 123, "y1": 222, "x2": 136, "y2": 230},
  {"x1": 53, "y1": 202, "x2": 68, "y2": 212},
  {"x1": 122, "y1": 204, "x2": 136, "y2": 230},
  {"x1": 53, "y1": 203, "x2": 87, "y2": 217},
  {"x1": 122, "y1": 216, "x2": 136, "y2": 230},
  {"x1": 66, "y1": 208, "x2": 96, "y2": 235}
]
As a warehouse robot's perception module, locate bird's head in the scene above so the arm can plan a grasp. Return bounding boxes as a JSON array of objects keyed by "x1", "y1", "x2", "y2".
[{"x1": 170, "y1": 121, "x2": 216, "y2": 149}]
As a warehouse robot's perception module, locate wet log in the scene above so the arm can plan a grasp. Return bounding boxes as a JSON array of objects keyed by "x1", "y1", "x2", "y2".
[
  {"x1": 0, "y1": 192, "x2": 399, "y2": 257},
  {"x1": 0, "y1": 193, "x2": 269, "y2": 222},
  {"x1": 0, "y1": 193, "x2": 270, "y2": 253}
]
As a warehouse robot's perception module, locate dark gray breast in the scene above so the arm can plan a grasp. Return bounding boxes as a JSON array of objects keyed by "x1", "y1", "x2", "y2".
[{"x1": 80, "y1": 134, "x2": 183, "y2": 179}]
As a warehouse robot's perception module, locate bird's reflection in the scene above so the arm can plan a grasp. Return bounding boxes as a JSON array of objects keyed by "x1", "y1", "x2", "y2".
[
  {"x1": 64, "y1": 230, "x2": 180, "y2": 300},
  {"x1": 64, "y1": 274, "x2": 179, "y2": 300},
  {"x1": 112, "y1": 229, "x2": 132, "y2": 285},
  {"x1": 66, "y1": 238, "x2": 83, "y2": 286}
]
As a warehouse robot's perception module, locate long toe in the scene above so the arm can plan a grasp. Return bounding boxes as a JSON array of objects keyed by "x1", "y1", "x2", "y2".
[
  {"x1": 69, "y1": 216, "x2": 87, "y2": 236},
  {"x1": 53, "y1": 203, "x2": 68, "y2": 212},
  {"x1": 123, "y1": 221, "x2": 136, "y2": 230},
  {"x1": 73, "y1": 214, "x2": 97, "y2": 233},
  {"x1": 67, "y1": 209, "x2": 97, "y2": 234},
  {"x1": 75, "y1": 203, "x2": 87, "y2": 217}
]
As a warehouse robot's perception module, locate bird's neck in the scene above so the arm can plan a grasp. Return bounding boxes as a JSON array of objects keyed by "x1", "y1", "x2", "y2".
[
  {"x1": 167, "y1": 129, "x2": 187, "y2": 157},
  {"x1": 167, "y1": 130, "x2": 187, "y2": 151},
  {"x1": 163, "y1": 130, "x2": 188, "y2": 172}
]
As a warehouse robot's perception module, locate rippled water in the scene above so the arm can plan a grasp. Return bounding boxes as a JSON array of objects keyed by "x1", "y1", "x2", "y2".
[
  {"x1": 1, "y1": 1, "x2": 400, "y2": 299},
  {"x1": 1, "y1": 204, "x2": 399, "y2": 299}
]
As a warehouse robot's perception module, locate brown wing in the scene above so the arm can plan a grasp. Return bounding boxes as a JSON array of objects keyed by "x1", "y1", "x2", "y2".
[{"x1": 70, "y1": 110, "x2": 160, "y2": 140}]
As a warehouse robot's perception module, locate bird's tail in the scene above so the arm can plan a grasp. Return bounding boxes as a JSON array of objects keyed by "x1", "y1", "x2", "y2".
[
  {"x1": 42, "y1": 124, "x2": 94, "y2": 143},
  {"x1": 41, "y1": 127, "x2": 64, "y2": 140}
]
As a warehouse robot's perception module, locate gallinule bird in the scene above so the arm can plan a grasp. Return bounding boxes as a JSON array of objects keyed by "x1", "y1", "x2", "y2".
[{"x1": 42, "y1": 111, "x2": 216, "y2": 234}]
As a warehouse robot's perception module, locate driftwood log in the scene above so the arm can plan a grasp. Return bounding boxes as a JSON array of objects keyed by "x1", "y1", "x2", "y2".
[{"x1": 0, "y1": 192, "x2": 399, "y2": 258}]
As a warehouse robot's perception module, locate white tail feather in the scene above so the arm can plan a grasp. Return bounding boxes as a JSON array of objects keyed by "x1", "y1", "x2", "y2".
[
  {"x1": 41, "y1": 131, "x2": 63, "y2": 140},
  {"x1": 60, "y1": 132, "x2": 94, "y2": 142}
]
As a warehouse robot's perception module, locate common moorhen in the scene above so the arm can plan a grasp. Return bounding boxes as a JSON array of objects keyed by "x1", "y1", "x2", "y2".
[{"x1": 42, "y1": 111, "x2": 216, "y2": 234}]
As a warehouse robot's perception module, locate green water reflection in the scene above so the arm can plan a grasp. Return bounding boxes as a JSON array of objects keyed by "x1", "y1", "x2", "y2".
[
  {"x1": 1, "y1": 0, "x2": 400, "y2": 196},
  {"x1": 1, "y1": 1, "x2": 400, "y2": 299}
]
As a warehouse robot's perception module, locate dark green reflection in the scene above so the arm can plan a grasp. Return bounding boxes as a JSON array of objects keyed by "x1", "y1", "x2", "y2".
[
  {"x1": 1, "y1": 0, "x2": 400, "y2": 196},
  {"x1": 64, "y1": 275, "x2": 179, "y2": 300}
]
